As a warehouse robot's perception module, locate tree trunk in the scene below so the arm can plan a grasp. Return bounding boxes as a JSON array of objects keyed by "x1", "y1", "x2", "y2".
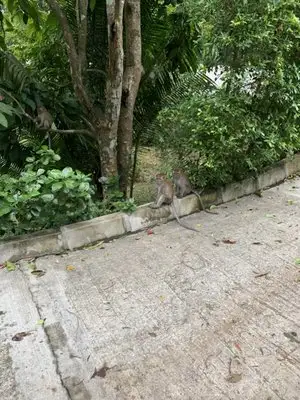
[
  {"x1": 117, "y1": 0, "x2": 142, "y2": 196},
  {"x1": 46, "y1": 0, "x2": 93, "y2": 114},
  {"x1": 48, "y1": 0, "x2": 143, "y2": 191},
  {"x1": 94, "y1": 118, "x2": 118, "y2": 178},
  {"x1": 99, "y1": 0, "x2": 125, "y2": 180},
  {"x1": 48, "y1": 0, "x2": 126, "y2": 185}
]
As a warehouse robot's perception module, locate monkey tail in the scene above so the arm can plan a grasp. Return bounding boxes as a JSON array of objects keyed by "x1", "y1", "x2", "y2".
[
  {"x1": 171, "y1": 202, "x2": 199, "y2": 232},
  {"x1": 192, "y1": 190, "x2": 218, "y2": 215}
]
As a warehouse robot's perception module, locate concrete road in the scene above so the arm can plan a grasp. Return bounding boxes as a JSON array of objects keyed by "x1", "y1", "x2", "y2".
[{"x1": 1, "y1": 177, "x2": 300, "y2": 400}]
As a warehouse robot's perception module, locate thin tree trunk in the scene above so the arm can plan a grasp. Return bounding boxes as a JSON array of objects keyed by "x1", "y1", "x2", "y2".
[
  {"x1": 117, "y1": 0, "x2": 142, "y2": 196},
  {"x1": 76, "y1": 0, "x2": 88, "y2": 76},
  {"x1": 47, "y1": 0, "x2": 126, "y2": 185},
  {"x1": 46, "y1": 0, "x2": 93, "y2": 114},
  {"x1": 100, "y1": 0, "x2": 125, "y2": 179}
]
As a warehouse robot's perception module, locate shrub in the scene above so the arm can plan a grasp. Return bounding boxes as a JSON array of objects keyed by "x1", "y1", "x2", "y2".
[
  {"x1": 155, "y1": 88, "x2": 300, "y2": 188},
  {"x1": 0, "y1": 147, "x2": 136, "y2": 238},
  {"x1": 156, "y1": 0, "x2": 300, "y2": 188}
]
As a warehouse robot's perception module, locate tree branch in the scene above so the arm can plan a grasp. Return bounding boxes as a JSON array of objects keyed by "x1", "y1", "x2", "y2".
[
  {"x1": 46, "y1": 0, "x2": 93, "y2": 113},
  {"x1": 1, "y1": 88, "x2": 94, "y2": 138},
  {"x1": 0, "y1": 88, "x2": 35, "y2": 122},
  {"x1": 48, "y1": 128, "x2": 94, "y2": 138}
]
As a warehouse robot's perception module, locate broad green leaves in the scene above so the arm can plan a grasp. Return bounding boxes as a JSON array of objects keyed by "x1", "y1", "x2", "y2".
[
  {"x1": 4, "y1": 0, "x2": 40, "y2": 27},
  {"x1": 154, "y1": 0, "x2": 300, "y2": 188},
  {"x1": 0, "y1": 101, "x2": 17, "y2": 127},
  {"x1": 0, "y1": 147, "x2": 136, "y2": 238},
  {"x1": 0, "y1": 147, "x2": 97, "y2": 238}
]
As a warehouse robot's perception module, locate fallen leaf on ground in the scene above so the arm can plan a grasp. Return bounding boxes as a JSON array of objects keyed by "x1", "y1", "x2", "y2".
[
  {"x1": 12, "y1": 331, "x2": 32, "y2": 341},
  {"x1": 84, "y1": 241, "x2": 105, "y2": 250},
  {"x1": 287, "y1": 199, "x2": 297, "y2": 205},
  {"x1": 222, "y1": 239, "x2": 237, "y2": 244},
  {"x1": 283, "y1": 331, "x2": 300, "y2": 344},
  {"x1": 295, "y1": 258, "x2": 300, "y2": 265},
  {"x1": 147, "y1": 229, "x2": 154, "y2": 235},
  {"x1": 91, "y1": 365, "x2": 111, "y2": 379},
  {"x1": 226, "y1": 373, "x2": 243, "y2": 383},
  {"x1": 4, "y1": 261, "x2": 16, "y2": 271},
  {"x1": 31, "y1": 270, "x2": 46, "y2": 277},
  {"x1": 253, "y1": 271, "x2": 269, "y2": 278},
  {"x1": 66, "y1": 265, "x2": 76, "y2": 271},
  {"x1": 159, "y1": 295, "x2": 165, "y2": 302},
  {"x1": 37, "y1": 318, "x2": 46, "y2": 326},
  {"x1": 265, "y1": 214, "x2": 276, "y2": 218},
  {"x1": 196, "y1": 224, "x2": 202, "y2": 228},
  {"x1": 234, "y1": 343, "x2": 242, "y2": 352}
]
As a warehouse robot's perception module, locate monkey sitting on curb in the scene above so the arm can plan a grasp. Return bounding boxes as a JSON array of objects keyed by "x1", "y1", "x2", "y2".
[
  {"x1": 150, "y1": 173, "x2": 199, "y2": 232},
  {"x1": 172, "y1": 169, "x2": 218, "y2": 214}
]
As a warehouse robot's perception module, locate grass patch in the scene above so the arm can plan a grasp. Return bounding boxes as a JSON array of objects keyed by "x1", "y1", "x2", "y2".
[{"x1": 132, "y1": 147, "x2": 162, "y2": 205}]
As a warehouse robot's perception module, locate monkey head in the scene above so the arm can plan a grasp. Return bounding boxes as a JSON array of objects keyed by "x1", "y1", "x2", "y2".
[
  {"x1": 172, "y1": 169, "x2": 184, "y2": 179},
  {"x1": 37, "y1": 106, "x2": 46, "y2": 113},
  {"x1": 155, "y1": 173, "x2": 166, "y2": 179},
  {"x1": 155, "y1": 173, "x2": 167, "y2": 184}
]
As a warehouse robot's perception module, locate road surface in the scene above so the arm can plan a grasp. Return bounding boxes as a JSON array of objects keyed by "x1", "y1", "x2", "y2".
[{"x1": 1, "y1": 177, "x2": 300, "y2": 400}]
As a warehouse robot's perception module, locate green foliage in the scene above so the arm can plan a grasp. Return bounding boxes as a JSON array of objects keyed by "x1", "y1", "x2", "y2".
[
  {"x1": 3, "y1": 0, "x2": 41, "y2": 29},
  {"x1": 0, "y1": 0, "x2": 208, "y2": 187},
  {"x1": 151, "y1": 0, "x2": 300, "y2": 188},
  {"x1": 0, "y1": 100, "x2": 18, "y2": 127},
  {"x1": 0, "y1": 147, "x2": 97, "y2": 237},
  {"x1": 0, "y1": 147, "x2": 136, "y2": 238},
  {"x1": 100, "y1": 176, "x2": 136, "y2": 213},
  {"x1": 102, "y1": 192, "x2": 136, "y2": 214},
  {"x1": 186, "y1": 0, "x2": 300, "y2": 72},
  {"x1": 156, "y1": 88, "x2": 300, "y2": 188}
]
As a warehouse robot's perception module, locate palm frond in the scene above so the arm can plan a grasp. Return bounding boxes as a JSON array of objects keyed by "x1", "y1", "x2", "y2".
[
  {"x1": 0, "y1": 51, "x2": 31, "y2": 91},
  {"x1": 0, "y1": 154, "x2": 23, "y2": 176}
]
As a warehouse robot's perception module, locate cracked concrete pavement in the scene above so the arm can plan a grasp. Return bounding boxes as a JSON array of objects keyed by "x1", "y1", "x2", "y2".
[{"x1": 1, "y1": 177, "x2": 300, "y2": 400}]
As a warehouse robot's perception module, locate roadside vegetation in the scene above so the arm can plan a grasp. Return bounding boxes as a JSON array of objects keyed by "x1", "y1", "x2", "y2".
[{"x1": 1, "y1": 0, "x2": 300, "y2": 238}]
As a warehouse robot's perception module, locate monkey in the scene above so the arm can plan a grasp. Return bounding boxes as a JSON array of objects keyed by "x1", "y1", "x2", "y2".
[
  {"x1": 172, "y1": 169, "x2": 218, "y2": 215},
  {"x1": 35, "y1": 106, "x2": 53, "y2": 130},
  {"x1": 35, "y1": 106, "x2": 54, "y2": 148},
  {"x1": 150, "y1": 173, "x2": 199, "y2": 232}
]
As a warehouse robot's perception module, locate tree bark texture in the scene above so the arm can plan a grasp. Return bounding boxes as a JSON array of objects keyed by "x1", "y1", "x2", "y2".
[
  {"x1": 117, "y1": 0, "x2": 142, "y2": 195},
  {"x1": 76, "y1": 0, "x2": 88, "y2": 76},
  {"x1": 97, "y1": 0, "x2": 125, "y2": 178}
]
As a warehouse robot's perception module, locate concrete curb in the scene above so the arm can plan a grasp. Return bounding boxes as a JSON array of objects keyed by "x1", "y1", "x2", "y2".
[{"x1": 1, "y1": 153, "x2": 300, "y2": 263}]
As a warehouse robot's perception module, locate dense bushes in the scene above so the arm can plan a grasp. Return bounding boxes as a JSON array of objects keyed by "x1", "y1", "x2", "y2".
[
  {"x1": 154, "y1": 0, "x2": 300, "y2": 188},
  {"x1": 155, "y1": 87, "x2": 300, "y2": 188},
  {"x1": 0, "y1": 147, "x2": 135, "y2": 238}
]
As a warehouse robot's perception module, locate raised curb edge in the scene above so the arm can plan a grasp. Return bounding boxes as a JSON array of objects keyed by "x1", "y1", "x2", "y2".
[{"x1": 1, "y1": 153, "x2": 299, "y2": 263}]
